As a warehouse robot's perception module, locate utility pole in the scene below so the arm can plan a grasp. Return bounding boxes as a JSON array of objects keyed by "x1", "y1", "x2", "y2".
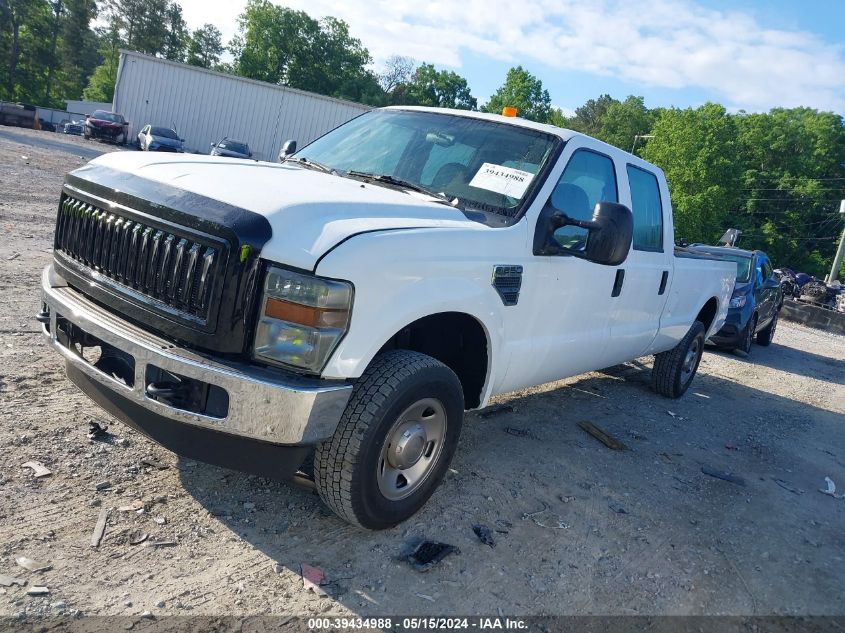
[
  {"x1": 827, "y1": 199, "x2": 845, "y2": 283},
  {"x1": 631, "y1": 134, "x2": 654, "y2": 154}
]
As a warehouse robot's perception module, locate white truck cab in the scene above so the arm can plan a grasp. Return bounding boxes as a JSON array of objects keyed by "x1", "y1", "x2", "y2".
[{"x1": 40, "y1": 106, "x2": 734, "y2": 528}]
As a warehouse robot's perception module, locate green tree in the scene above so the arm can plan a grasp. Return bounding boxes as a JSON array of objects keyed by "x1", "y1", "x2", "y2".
[
  {"x1": 482, "y1": 66, "x2": 550, "y2": 122},
  {"x1": 59, "y1": 0, "x2": 99, "y2": 99},
  {"x1": 564, "y1": 94, "x2": 618, "y2": 136},
  {"x1": 161, "y1": 2, "x2": 187, "y2": 61},
  {"x1": 186, "y1": 23, "x2": 224, "y2": 68},
  {"x1": 641, "y1": 103, "x2": 742, "y2": 244},
  {"x1": 83, "y1": 11, "x2": 121, "y2": 102},
  {"x1": 397, "y1": 63, "x2": 476, "y2": 110},
  {"x1": 734, "y1": 108, "x2": 845, "y2": 274},
  {"x1": 598, "y1": 95, "x2": 655, "y2": 152},
  {"x1": 230, "y1": 0, "x2": 377, "y2": 103}
]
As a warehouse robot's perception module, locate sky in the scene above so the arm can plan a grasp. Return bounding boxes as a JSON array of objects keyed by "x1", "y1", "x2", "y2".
[{"x1": 175, "y1": 0, "x2": 845, "y2": 115}]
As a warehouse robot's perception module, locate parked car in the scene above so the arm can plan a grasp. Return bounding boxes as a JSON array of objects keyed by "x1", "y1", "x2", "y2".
[
  {"x1": 0, "y1": 101, "x2": 38, "y2": 129},
  {"x1": 689, "y1": 246, "x2": 782, "y2": 353},
  {"x1": 39, "y1": 106, "x2": 734, "y2": 529},
  {"x1": 62, "y1": 120, "x2": 84, "y2": 136},
  {"x1": 209, "y1": 138, "x2": 252, "y2": 159},
  {"x1": 84, "y1": 110, "x2": 129, "y2": 144},
  {"x1": 137, "y1": 125, "x2": 183, "y2": 152}
]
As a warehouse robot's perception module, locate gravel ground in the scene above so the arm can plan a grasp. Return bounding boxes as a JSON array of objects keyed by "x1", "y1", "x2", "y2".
[{"x1": 1, "y1": 127, "x2": 844, "y2": 622}]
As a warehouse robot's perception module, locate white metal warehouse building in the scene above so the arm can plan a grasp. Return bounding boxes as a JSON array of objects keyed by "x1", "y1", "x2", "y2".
[{"x1": 112, "y1": 50, "x2": 370, "y2": 161}]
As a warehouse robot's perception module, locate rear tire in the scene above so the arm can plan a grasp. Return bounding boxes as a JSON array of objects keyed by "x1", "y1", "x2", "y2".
[
  {"x1": 756, "y1": 310, "x2": 778, "y2": 346},
  {"x1": 314, "y1": 350, "x2": 464, "y2": 529},
  {"x1": 651, "y1": 321, "x2": 706, "y2": 399}
]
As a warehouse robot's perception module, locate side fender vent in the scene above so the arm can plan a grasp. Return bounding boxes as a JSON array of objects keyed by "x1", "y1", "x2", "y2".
[{"x1": 492, "y1": 265, "x2": 523, "y2": 306}]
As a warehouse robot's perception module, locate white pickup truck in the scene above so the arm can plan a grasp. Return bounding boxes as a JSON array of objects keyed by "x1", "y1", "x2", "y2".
[{"x1": 40, "y1": 106, "x2": 734, "y2": 528}]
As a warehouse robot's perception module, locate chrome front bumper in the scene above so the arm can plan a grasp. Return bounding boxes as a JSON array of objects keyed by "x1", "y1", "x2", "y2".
[{"x1": 40, "y1": 264, "x2": 352, "y2": 445}]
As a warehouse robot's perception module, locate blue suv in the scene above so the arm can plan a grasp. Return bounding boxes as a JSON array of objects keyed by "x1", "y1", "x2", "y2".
[{"x1": 689, "y1": 246, "x2": 783, "y2": 354}]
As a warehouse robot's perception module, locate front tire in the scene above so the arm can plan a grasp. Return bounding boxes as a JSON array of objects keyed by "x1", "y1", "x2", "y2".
[
  {"x1": 756, "y1": 310, "x2": 778, "y2": 346},
  {"x1": 737, "y1": 314, "x2": 757, "y2": 354},
  {"x1": 651, "y1": 321, "x2": 706, "y2": 398},
  {"x1": 314, "y1": 350, "x2": 464, "y2": 529}
]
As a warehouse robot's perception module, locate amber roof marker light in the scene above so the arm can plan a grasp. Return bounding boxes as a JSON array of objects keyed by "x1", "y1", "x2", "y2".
[{"x1": 501, "y1": 106, "x2": 518, "y2": 117}]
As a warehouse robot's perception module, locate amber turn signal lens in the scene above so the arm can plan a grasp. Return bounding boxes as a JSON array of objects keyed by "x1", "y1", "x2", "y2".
[
  {"x1": 264, "y1": 297, "x2": 348, "y2": 329},
  {"x1": 501, "y1": 106, "x2": 518, "y2": 117}
]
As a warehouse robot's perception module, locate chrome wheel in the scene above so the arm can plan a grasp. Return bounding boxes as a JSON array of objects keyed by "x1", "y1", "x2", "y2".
[
  {"x1": 680, "y1": 335, "x2": 702, "y2": 385},
  {"x1": 377, "y1": 398, "x2": 447, "y2": 501}
]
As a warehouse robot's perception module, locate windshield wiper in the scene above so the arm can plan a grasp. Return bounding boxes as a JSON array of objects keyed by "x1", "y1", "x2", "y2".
[
  {"x1": 290, "y1": 156, "x2": 337, "y2": 175},
  {"x1": 345, "y1": 171, "x2": 459, "y2": 207}
]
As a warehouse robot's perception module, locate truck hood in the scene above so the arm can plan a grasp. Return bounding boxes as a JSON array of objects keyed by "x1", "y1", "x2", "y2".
[{"x1": 84, "y1": 152, "x2": 484, "y2": 270}]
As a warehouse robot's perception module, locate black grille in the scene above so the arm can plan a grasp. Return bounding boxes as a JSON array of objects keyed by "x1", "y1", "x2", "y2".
[{"x1": 55, "y1": 195, "x2": 221, "y2": 321}]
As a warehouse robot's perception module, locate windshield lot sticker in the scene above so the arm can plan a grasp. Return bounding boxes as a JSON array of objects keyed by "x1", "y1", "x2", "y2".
[{"x1": 469, "y1": 163, "x2": 534, "y2": 198}]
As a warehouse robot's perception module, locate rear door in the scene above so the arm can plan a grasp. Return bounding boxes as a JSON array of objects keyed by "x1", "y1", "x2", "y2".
[{"x1": 602, "y1": 163, "x2": 674, "y2": 366}]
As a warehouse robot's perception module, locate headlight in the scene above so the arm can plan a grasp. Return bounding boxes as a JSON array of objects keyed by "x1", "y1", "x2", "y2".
[
  {"x1": 729, "y1": 295, "x2": 747, "y2": 308},
  {"x1": 253, "y1": 266, "x2": 353, "y2": 373}
]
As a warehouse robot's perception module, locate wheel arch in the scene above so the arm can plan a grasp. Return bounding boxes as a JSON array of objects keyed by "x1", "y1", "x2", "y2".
[
  {"x1": 695, "y1": 297, "x2": 720, "y2": 337},
  {"x1": 373, "y1": 311, "x2": 491, "y2": 409}
]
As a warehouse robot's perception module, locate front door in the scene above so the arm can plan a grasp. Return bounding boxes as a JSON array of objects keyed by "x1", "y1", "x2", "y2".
[{"x1": 518, "y1": 145, "x2": 622, "y2": 388}]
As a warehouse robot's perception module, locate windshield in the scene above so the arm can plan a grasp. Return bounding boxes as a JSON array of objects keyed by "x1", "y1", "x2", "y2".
[
  {"x1": 713, "y1": 253, "x2": 753, "y2": 282},
  {"x1": 92, "y1": 111, "x2": 123, "y2": 123},
  {"x1": 295, "y1": 109, "x2": 560, "y2": 219},
  {"x1": 219, "y1": 140, "x2": 248, "y2": 153},
  {"x1": 151, "y1": 127, "x2": 178, "y2": 139}
]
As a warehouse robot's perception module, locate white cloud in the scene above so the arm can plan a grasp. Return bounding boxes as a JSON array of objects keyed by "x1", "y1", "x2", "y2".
[{"x1": 179, "y1": 0, "x2": 845, "y2": 112}]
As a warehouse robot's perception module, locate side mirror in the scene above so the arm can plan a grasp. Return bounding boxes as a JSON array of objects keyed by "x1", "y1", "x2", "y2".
[
  {"x1": 278, "y1": 139, "x2": 297, "y2": 162},
  {"x1": 533, "y1": 201, "x2": 633, "y2": 266}
]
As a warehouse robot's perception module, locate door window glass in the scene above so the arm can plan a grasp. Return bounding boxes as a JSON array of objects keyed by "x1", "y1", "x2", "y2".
[
  {"x1": 626, "y1": 165, "x2": 664, "y2": 251},
  {"x1": 547, "y1": 149, "x2": 618, "y2": 251}
]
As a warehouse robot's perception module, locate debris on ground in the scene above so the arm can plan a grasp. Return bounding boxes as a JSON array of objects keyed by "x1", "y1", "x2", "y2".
[
  {"x1": 301, "y1": 563, "x2": 327, "y2": 596},
  {"x1": 26, "y1": 586, "x2": 50, "y2": 596},
  {"x1": 522, "y1": 502, "x2": 570, "y2": 529},
  {"x1": 416, "y1": 593, "x2": 435, "y2": 602},
  {"x1": 15, "y1": 557, "x2": 52, "y2": 573},
  {"x1": 577, "y1": 421, "x2": 628, "y2": 451},
  {"x1": 505, "y1": 427, "x2": 530, "y2": 437},
  {"x1": 150, "y1": 539, "x2": 177, "y2": 547},
  {"x1": 559, "y1": 495, "x2": 576, "y2": 503},
  {"x1": 701, "y1": 466, "x2": 746, "y2": 486},
  {"x1": 0, "y1": 575, "x2": 26, "y2": 587},
  {"x1": 87, "y1": 420, "x2": 110, "y2": 441},
  {"x1": 724, "y1": 443, "x2": 739, "y2": 450},
  {"x1": 608, "y1": 502, "x2": 628, "y2": 514},
  {"x1": 406, "y1": 541, "x2": 460, "y2": 572},
  {"x1": 472, "y1": 524, "x2": 496, "y2": 548},
  {"x1": 7, "y1": 253, "x2": 20, "y2": 261},
  {"x1": 140, "y1": 457, "x2": 168, "y2": 470},
  {"x1": 129, "y1": 531, "x2": 148, "y2": 546},
  {"x1": 94, "y1": 480, "x2": 112, "y2": 491},
  {"x1": 479, "y1": 404, "x2": 514, "y2": 419},
  {"x1": 819, "y1": 477, "x2": 845, "y2": 499},
  {"x1": 91, "y1": 508, "x2": 110, "y2": 547},
  {"x1": 21, "y1": 461, "x2": 52, "y2": 478},
  {"x1": 773, "y1": 478, "x2": 805, "y2": 495},
  {"x1": 118, "y1": 500, "x2": 144, "y2": 512}
]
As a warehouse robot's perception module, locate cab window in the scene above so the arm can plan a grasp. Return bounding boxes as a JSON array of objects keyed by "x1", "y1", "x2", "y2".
[
  {"x1": 626, "y1": 165, "x2": 663, "y2": 251},
  {"x1": 546, "y1": 149, "x2": 618, "y2": 251}
]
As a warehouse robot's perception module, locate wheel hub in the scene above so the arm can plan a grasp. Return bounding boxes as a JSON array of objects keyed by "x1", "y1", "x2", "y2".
[{"x1": 388, "y1": 422, "x2": 427, "y2": 470}]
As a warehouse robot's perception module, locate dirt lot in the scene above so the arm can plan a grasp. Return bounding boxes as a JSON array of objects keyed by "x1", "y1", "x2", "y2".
[{"x1": 1, "y1": 127, "x2": 844, "y2": 621}]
